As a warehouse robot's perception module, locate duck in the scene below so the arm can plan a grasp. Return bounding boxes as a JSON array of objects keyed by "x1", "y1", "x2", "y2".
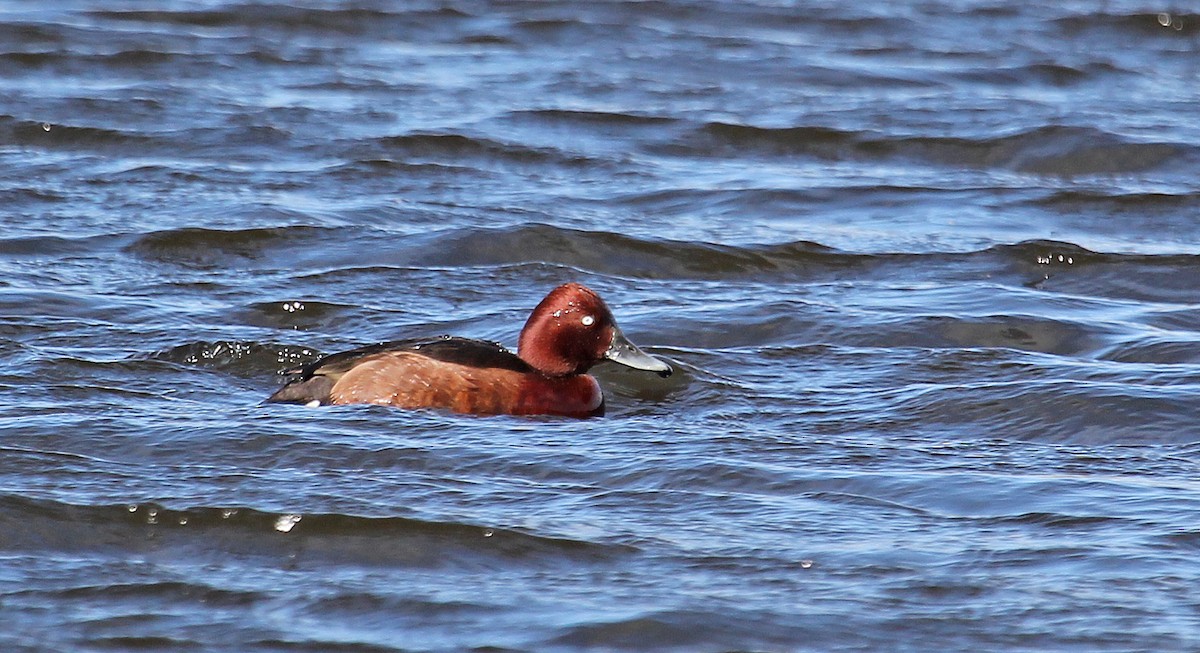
[{"x1": 266, "y1": 282, "x2": 672, "y2": 417}]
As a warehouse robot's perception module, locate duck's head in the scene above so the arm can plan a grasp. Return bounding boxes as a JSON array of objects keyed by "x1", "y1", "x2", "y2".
[{"x1": 517, "y1": 283, "x2": 673, "y2": 378}]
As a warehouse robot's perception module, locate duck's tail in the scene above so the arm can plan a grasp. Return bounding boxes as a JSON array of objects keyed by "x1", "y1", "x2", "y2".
[{"x1": 265, "y1": 375, "x2": 334, "y2": 405}]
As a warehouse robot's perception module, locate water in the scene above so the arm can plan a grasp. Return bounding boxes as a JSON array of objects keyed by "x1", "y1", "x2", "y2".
[{"x1": 2, "y1": 1, "x2": 1200, "y2": 651}]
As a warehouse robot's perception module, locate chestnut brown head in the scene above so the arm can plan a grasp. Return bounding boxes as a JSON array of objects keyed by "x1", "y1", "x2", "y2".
[{"x1": 517, "y1": 283, "x2": 672, "y2": 378}]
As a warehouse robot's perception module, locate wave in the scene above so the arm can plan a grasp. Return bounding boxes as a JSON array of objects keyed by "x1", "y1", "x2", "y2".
[
  {"x1": 0, "y1": 494, "x2": 634, "y2": 566},
  {"x1": 951, "y1": 61, "x2": 1125, "y2": 87},
  {"x1": 662, "y1": 122, "x2": 1192, "y2": 175},
  {"x1": 89, "y1": 222, "x2": 1200, "y2": 285},
  {"x1": 1052, "y1": 11, "x2": 1198, "y2": 37},
  {"x1": 0, "y1": 233, "x2": 126, "y2": 257},
  {"x1": 148, "y1": 340, "x2": 316, "y2": 378},
  {"x1": 550, "y1": 608, "x2": 820, "y2": 651},
  {"x1": 876, "y1": 372, "x2": 1199, "y2": 445},
  {"x1": 84, "y1": 6, "x2": 472, "y2": 34},
  {"x1": 0, "y1": 115, "x2": 159, "y2": 152},
  {"x1": 0, "y1": 48, "x2": 192, "y2": 67},
  {"x1": 1023, "y1": 188, "x2": 1200, "y2": 213},
  {"x1": 368, "y1": 132, "x2": 604, "y2": 169},
  {"x1": 408, "y1": 222, "x2": 838, "y2": 279},
  {"x1": 0, "y1": 114, "x2": 290, "y2": 160},
  {"x1": 509, "y1": 108, "x2": 677, "y2": 127},
  {"x1": 124, "y1": 225, "x2": 339, "y2": 268},
  {"x1": 406, "y1": 227, "x2": 1200, "y2": 286}
]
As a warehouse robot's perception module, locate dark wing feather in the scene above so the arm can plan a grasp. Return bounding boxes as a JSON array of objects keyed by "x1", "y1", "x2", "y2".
[
  {"x1": 289, "y1": 336, "x2": 532, "y2": 378},
  {"x1": 413, "y1": 337, "x2": 533, "y2": 372}
]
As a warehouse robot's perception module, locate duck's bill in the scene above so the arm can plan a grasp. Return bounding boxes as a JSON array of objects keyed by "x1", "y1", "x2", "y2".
[{"x1": 605, "y1": 328, "x2": 673, "y2": 377}]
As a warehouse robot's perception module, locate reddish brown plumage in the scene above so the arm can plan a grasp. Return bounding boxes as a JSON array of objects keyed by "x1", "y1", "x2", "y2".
[
  {"x1": 326, "y1": 351, "x2": 603, "y2": 417},
  {"x1": 517, "y1": 283, "x2": 615, "y2": 376},
  {"x1": 267, "y1": 283, "x2": 671, "y2": 417}
]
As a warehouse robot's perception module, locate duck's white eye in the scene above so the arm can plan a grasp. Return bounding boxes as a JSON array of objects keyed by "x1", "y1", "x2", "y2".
[{"x1": 581, "y1": 315, "x2": 595, "y2": 327}]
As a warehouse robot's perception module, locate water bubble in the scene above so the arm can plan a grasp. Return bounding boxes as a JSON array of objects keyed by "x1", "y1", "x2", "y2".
[
  {"x1": 1156, "y1": 13, "x2": 1184, "y2": 30},
  {"x1": 178, "y1": 517, "x2": 188, "y2": 526},
  {"x1": 800, "y1": 559, "x2": 813, "y2": 569},
  {"x1": 127, "y1": 504, "x2": 138, "y2": 512},
  {"x1": 221, "y1": 508, "x2": 238, "y2": 519},
  {"x1": 41, "y1": 122, "x2": 51, "y2": 132},
  {"x1": 274, "y1": 514, "x2": 302, "y2": 533},
  {"x1": 483, "y1": 528, "x2": 494, "y2": 538}
]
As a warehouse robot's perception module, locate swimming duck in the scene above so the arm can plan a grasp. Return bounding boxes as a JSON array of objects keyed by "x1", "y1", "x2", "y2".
[{"x1": 266, "y1": 283, "x2": 672, "y2": 417}]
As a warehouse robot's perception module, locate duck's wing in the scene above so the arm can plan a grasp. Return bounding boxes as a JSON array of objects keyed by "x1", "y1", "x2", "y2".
[{"x1": 266, "y1": 336, "x2": 531, "y2": 405}]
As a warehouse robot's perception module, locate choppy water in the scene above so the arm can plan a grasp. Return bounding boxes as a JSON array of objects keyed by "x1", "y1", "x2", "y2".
[{"x1": 3, "y1": 1, "x2": 1200, "y2": 651}]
